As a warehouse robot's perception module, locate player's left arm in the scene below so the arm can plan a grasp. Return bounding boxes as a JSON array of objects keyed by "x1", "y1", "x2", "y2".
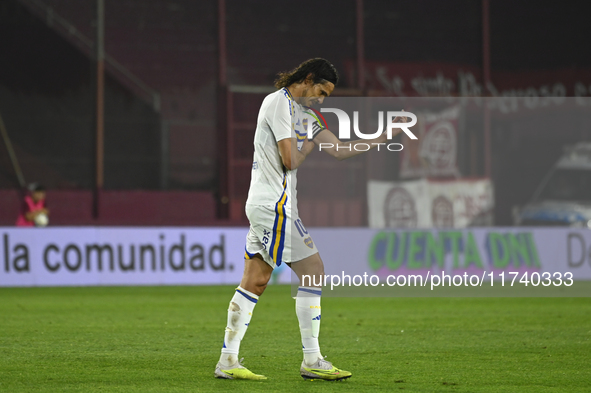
[
  {"x1": 313, "y1": 114, "x2": 408, "y2": 161},
  {"x1": 311, "y1": 130, "x2": 385, "y2": 160}
]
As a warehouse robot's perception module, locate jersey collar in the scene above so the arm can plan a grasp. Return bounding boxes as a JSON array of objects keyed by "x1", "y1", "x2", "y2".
[{"x1": 283, "y1": 87, "x2": 294, "y2": 100}]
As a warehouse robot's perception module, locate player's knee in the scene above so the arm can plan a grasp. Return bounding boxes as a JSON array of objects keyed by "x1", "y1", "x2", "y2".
[
  {"x1": 252, "y1": 282, "x2": 267, "y2": 296},
  {"x1": 239, "y1": 279, "x2": 268, "y2": 296}
]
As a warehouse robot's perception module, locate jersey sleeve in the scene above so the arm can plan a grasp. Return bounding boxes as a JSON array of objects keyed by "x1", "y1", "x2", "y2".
[
  {"x1": 303, "y1": 107, "x2": 329, "y2": 139},
  {"x1": 267, "y1": 92, "x2": 294, "y2": 142}
]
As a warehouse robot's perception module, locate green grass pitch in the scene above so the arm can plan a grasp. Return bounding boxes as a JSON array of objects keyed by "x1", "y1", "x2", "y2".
[{"x1": 0, "y1": 285, "x2": 590, "y2": 392}]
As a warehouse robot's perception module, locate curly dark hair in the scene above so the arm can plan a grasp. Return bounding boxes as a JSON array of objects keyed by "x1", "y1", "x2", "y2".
[{"x1": 274, "y1": 58, "x2": 339, "y2": 89}]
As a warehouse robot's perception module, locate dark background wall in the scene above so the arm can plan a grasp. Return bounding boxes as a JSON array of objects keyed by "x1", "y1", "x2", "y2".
[{"x1": 0, "y1": 0, "x2": 161, "y2": 190}]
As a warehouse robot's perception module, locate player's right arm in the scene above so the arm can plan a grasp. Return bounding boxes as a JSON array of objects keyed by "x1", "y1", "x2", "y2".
[
  {"x1": 278, "y1": 138, "x2": 315, "y2": 170},
  {"x1": 268, "y1": 91, "x2": 314, "y2": 170}
]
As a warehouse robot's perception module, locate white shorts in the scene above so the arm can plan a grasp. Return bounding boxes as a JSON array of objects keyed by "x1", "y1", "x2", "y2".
[{"x1": 244, "y1": 203, "x2": 318, "y2": 268}]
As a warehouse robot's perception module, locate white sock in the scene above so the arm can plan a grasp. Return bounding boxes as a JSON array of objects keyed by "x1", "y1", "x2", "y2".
[
  {"x1": 219, "y1": 286, "x2": 258, "y2": 367},
  {"x1": 295, "y1": 286, "x2": 323, "y2": 365}
]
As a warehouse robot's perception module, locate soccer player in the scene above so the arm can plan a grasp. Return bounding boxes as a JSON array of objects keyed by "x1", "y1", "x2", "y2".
[{"x1": 214, "y1": 58, "x2": 404, "y2": 381}]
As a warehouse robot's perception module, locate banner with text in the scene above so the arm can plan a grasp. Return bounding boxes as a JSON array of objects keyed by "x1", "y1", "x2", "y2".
[
  {"x1": 312, "y1": 227, "x2": 591, "y2": 296},
  {"x1": 0, "y1": 227, "x2": 258, "y2": 287},
  {"x1": 368, "y1": 178, "x2": 494, "y2": 228},
  {"x1": 2, "y1": 227, "x2": 590, "y2": 292}
]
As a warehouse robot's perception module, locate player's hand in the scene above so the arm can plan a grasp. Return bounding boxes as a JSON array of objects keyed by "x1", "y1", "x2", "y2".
[
  {"x1": 392, "y1": 110, "x2": 409, "y2": 124},
  {"x1": 301, "y1": 139, "x2": 316, "y2": 156}
]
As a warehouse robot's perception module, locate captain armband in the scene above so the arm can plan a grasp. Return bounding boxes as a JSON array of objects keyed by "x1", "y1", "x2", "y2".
[{"x1": 310, "y1": 121, "x2": 326, "y2": 140}]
